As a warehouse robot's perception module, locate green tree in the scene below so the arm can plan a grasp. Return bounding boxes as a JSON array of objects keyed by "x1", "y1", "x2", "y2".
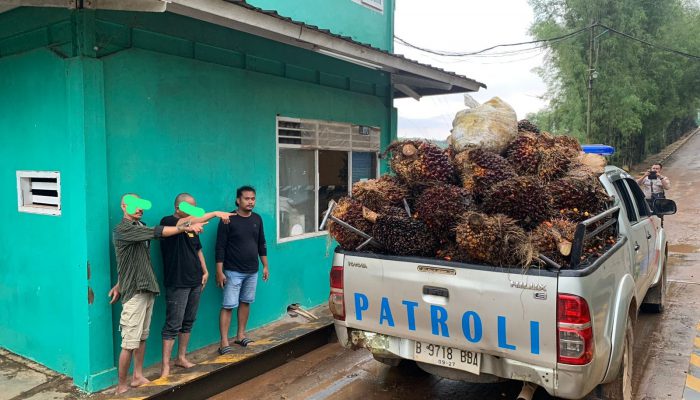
[{"x1": 529, "y1": 0, "x2": 700, "y2": 166}]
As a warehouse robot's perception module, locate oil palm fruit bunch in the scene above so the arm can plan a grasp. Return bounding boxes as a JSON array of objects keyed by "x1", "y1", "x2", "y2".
[
  {"x1": 455, "y1": 211, "x2": 534, "y2": 267},
  {"x1": 517, "y1": 119, "x2": 540, "y2": 134},
  {"x1": 537, "y1": 146, "x2": 573, "y2": 181},
  {"x1": 505, "y1": 132, "x2": 541, "y2": 175},
  {"x1": 414, "y1": 183, "x2": 472, "y2": 243},
  {"x1": 454, "y1": 148, "x2": 517, "y2": 202},
  {"x1": 364, "y1": 207, "x2": 436, "y2": 257},
  {"x1": 384, "y1": 140, "x2": 456, "y2": 185},
  {"x1": 531, "y1": 218, "x2": 578, "y2": 267},
  {"x1": 327, "y1": 197, "x2": 373, "y2": 251},
  {"x1": 548, "y1": 175, "x2": 611, "y2": 221},
  {"x1": 553, "y1": 135, "x2": 582, "y2": 158},
  {"x1": 482, "y1": 176, "x2": 554, "y2": 229},
  {"x1": 351, "y1": 175, "x2": 408, "y2": 211}
]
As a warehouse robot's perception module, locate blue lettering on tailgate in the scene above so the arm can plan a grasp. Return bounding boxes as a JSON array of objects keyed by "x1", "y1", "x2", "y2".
[
  {"x1": 352, "y1": 292, "x2": 542, "y2": 355},
  {"x1": 462, "y1": 311, "x2": 483, "y2": 343}
]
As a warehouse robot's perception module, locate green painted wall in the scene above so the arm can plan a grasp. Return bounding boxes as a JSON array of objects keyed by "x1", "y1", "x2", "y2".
[
  {"x1": 0, "y1": 6, "x2": 394, "y2": 391},
  {"x1": 248, "y1": 0, "x2": 394, "y2": 51},
  {"x1": 0, "y1": 48, "x2": 86, "y2": 379},
  {"x1": 101, "y1": 46, "x2": 390, "y2": 369},
  {"x1": 98, "y1": 11, "x2": 393, "y2": 370}
]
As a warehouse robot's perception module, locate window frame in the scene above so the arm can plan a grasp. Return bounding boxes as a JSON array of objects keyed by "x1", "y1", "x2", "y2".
[
  {"x1": 16, "y1": 170, "x2": 61, "y2": 216},
  {"x1": 623, "y1": 177, "x2": 652, "y2": 218},
  {"x1": 612, "y1": 178, "x2": 638, "y2": 224},
  {"x1": 276, "y1": 116, "x2": 380, "y2": 243}
]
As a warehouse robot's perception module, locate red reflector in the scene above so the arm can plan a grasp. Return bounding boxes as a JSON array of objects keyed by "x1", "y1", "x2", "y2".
[{"x1": 330, "y1": 266, "x2": 344, "y2": 289}]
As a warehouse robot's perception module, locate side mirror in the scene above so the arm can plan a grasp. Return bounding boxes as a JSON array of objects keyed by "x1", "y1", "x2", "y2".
[{"x1": 653, "y1": 198, "x2": 677, "y2": 215}]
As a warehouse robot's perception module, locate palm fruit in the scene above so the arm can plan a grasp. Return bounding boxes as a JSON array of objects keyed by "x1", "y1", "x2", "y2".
[
  {"x1": 327, "y1": 197, "x2": 373, "y2": 251},
  {"x1": 553, "y1": 135, "x2": 582, "y2": 158},
  {"x1": 384, "y1": 140, "x2": 456, "y2": 185},
  {"x1": 548, "y1": 175, "x2": 611, "y2": 222},
  {"x1": 369, "y1": 213, "x2": 437, "y2": 257},
  {"x1": 537, "y1": 146, "x2": 572, "y2": 180},
  {"x1": 351, "y1": 175, "x2": 408, "y2": 211},
  {"x1": 505, "y1": 132, "x2": 541, "y2": 175},
  {"x1": 454, "y1": 148, "x2": 517, "y2": 202},
  {"x1": 531, "y1": 218, "x2": 578, "y2": 267},
  {"x1": 414, "y1": 183, "x2": 472, "y2": 243},
  {"x1": 507, "y1": 132, "x2": 579, "y2": 180},
  {"x1": 517, "y1": 119, "x2": 540, "y2": 134},
  {"x1": 455, "y1": 211, "x2": 534, "y2": 267},
  {"x1": 482, "y1": 176, "x2": 554, "y2": 229}
]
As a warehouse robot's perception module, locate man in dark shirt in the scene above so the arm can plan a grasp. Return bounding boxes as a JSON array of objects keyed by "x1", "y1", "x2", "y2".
[
  {"x1": 215, "y1": 186, "x2": 269, "y2": 353},
  {"x1": 159, "y1": 193, "x2": 232, "y2": 378},
  {"x1": 108, "y1": 193, "x2": 207, "y2": 394}
]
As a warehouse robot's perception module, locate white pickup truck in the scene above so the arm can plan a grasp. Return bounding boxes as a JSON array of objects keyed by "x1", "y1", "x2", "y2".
[{"x1": 326, "y1": 166, "x2": 677, "y2": 400}]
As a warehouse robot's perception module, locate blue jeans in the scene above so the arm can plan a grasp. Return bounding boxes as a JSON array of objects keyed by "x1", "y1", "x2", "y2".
[
  {"x1": 222, "y1": 270, "x2": 258, "y2": 309},
  {"x1": 162, "y1": 286, "x2": 202, "y2": 340}
]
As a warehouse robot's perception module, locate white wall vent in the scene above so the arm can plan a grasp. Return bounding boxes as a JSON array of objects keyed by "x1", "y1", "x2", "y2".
[{"x1": 16, "y1": 171, "x2": 61, "y2": 216}]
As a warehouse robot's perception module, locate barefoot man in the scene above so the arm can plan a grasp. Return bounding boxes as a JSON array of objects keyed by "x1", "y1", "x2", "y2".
[
  {"x1": 108, "y1": 193, "x2": 229, "y2": 394},
  {"x1": 158, "y1": 193, "x2": 226, "y2": 378}
]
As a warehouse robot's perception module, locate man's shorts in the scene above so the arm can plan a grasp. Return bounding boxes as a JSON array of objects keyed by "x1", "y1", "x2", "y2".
[
  {"x1": 120, "y1": 292, "x2": 155, "y2": 350},
  {"x1": 222, "y1": 270, "x2": 258, "y2": 309}
]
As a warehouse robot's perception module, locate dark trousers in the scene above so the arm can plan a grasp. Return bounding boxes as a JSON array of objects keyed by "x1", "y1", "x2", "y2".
[{"x1": 162, "y1": 286, "x2": 202, "y2": 340}]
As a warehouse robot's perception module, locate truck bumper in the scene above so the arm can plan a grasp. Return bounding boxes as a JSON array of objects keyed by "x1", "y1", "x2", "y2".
[{"x1": 335, "y1": 325, "x2": 597, "y2": 400}]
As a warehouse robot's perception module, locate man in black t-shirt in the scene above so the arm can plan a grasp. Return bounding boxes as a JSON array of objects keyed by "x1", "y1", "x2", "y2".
[
  {"x1": 215, "y1": 186, "x2": 269, "y2": 353},
  {"x1": 159, "y1": 193, "x2": 232, "y2": 378}
]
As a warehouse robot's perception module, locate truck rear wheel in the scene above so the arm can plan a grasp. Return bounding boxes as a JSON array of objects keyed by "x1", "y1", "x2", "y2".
[{"x1": 598, "y1": 319, "x2": 633, "y2": 400}]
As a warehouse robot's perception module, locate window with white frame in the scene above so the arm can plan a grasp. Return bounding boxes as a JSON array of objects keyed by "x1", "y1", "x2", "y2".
[
  {"x1": 277, "y1": 117, "x2": 380, "y2": 241},
  {"x1": 16, "y1": 171, "x2": 61, "y2": 216}
]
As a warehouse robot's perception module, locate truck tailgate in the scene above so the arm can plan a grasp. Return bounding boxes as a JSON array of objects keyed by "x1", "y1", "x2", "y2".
[{"x1": 343, "y1": 254, "x2": 559, "y2": 368}]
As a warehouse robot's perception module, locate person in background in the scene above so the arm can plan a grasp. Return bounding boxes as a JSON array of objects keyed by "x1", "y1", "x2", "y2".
[
  {"x1": 637, "y1": 163, "x2": 671, "y2": 207},
  {"x1": 215, "y1": 186, "x2": 269, "y2": 354}
]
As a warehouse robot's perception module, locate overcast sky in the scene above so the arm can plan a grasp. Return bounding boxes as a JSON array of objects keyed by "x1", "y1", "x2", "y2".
[{"x1": 394, "y1": 0, "x2": 548, "y2": 140}]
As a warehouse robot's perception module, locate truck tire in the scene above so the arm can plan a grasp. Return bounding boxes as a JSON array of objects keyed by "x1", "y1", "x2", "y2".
[
  {"x1": 642, "y1": 248, "x2": 667, "y2": 313},
  {"x1": 598, "y1": 319, "x2": 633, "y2": 400}
]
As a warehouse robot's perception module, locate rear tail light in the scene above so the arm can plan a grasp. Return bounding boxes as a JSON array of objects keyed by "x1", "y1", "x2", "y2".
[
  {"x1": 557, "y1": 294, "x2": 594, "y2": 365},
  {"x1": 329, "y1": 265, "x2": 345, "y2": 320}
]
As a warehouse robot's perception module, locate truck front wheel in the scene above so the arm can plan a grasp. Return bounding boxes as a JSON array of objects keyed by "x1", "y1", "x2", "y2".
[{"x1": 598, "y1": 319, "x2": 633, "y2": 400}]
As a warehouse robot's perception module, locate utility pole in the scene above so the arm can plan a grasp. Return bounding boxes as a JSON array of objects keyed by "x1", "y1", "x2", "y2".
[{"x1": 586, "y1": 22, "x2": 594, "y2": 143}]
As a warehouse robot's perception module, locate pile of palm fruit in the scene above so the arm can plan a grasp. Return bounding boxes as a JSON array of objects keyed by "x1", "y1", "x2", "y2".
[{"x1": 327, "y1": 117, "x2": 617, "y2": 269}]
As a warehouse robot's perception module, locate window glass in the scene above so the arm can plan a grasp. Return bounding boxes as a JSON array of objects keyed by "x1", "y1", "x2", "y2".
[
  {"x1": 351, "y1": 151, "x2": 377, "y2": 184},
  {"x1": 613, "y1": 179, "x2": 638, "y2": 223},
  {"x1": 624, "y1": 178, "x2": 651, "y2": 217},
  {"x1": 279, "y1": 149, "x2": 315, "y2": 239},
  {"x1": 319, "y1": 150, "x2": 349, "y2": 223}
]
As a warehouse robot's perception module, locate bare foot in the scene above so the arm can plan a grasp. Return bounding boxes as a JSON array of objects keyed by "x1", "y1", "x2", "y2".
[
  {"x1": 130, "y1": 376, "x2": 151, "y2": 387},
  {"x1": 174, "y1": 357, "x2": 196, "y2": 369},
  {"x1": 115, "y1": 384, "x2": 129, "y2": 394},
  {"x1": 160, "y1": 363, "x2": 170, "y2": 379}
]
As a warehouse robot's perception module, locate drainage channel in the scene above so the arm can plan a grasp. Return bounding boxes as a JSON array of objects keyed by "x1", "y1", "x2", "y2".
[{"x1": 149, "y1": 324, "x2": 335, "y2": 400}]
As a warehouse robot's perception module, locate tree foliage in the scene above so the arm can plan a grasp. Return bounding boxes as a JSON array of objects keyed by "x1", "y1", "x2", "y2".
[{"x1": 528, "y1": 0, "x2": 700, "y2": 167}]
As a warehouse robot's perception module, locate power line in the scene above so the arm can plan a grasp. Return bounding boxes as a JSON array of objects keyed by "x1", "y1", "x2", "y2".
[
  {"x1": 597, "y1": 23, "x2": 700, "y2": 60},
  {"x1": 394, "y1": 24, "x2": 593, "y2": 57},
  {"x1": 395, "y1": 23, "x2": 700, "y2": 60}
]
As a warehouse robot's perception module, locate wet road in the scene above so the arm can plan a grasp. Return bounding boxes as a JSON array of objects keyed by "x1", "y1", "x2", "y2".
[{"x1": 213, "y1": 133, "x2": 700, "y2": 400}]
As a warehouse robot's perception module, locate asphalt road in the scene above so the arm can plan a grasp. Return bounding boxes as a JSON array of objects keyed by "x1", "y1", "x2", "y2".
[{"x1": 213, "y1": 133, "x2": 700, "y2": 400}]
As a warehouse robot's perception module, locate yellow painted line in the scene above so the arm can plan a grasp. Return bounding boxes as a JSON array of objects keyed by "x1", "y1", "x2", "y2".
[
  {"x1": 248, "y1": 338, "x2": 278, "y2": 346},
  {"x1": 696, "y1": 321, "x2": 700, "y2": 331},
  {"x1": 143, "y1": 372, "x2": 206, "y2": 387},
  {"x1": 687, "y1": 373, "x2": 700, "y2": 393},
  {"x1": 692, "y1": 353, "x2": 700, "y2": 368},
  {"x1": 695, "y1": 337, "x2": 700, "y2": 348},
  {"x1": 200, "y1": 353, "x2": 248, "y2": 365}
]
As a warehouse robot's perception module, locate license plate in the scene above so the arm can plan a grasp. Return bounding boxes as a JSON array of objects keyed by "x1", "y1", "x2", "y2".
[{"x1": 413, "y1": 341, "x2": 480, "y2": 374}]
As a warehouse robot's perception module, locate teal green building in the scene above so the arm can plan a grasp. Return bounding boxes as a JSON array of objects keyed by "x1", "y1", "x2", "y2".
[{"x1": 0, "y1": 0, "x2": 483, "y2": 392}]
